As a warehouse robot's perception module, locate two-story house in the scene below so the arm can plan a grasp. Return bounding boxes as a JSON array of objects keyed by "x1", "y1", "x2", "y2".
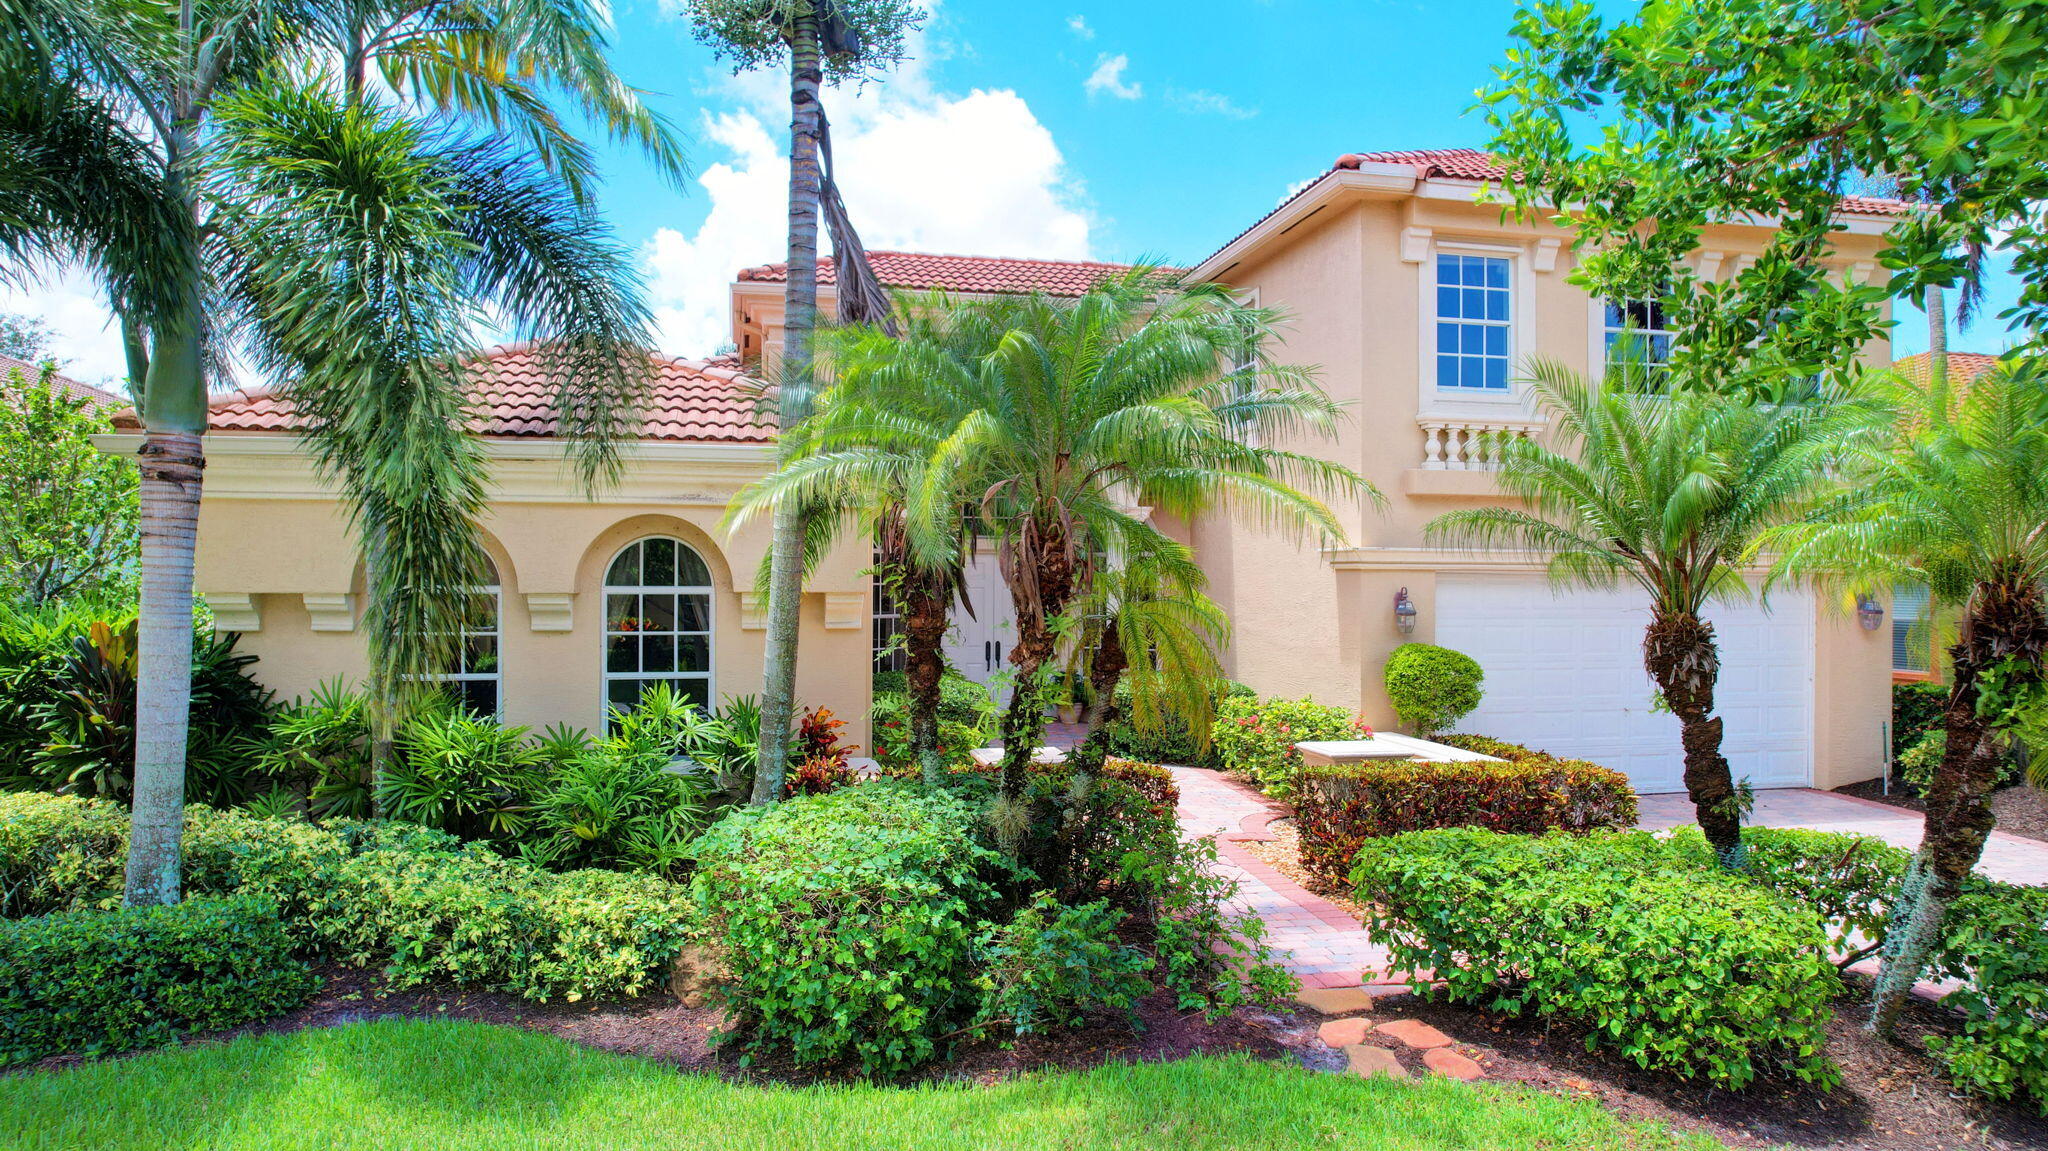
[{"x1": 145, "y1": 148, "x2": 1901, "y2": 791}]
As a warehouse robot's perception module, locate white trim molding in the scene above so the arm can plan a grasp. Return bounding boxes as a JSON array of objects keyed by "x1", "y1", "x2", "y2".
[
  {"x1": 203, "y1": 592, "x2": 261, "y2": 632},
  {"x1": 823, "y1": 591, "x2": 865, "y2": 630},
  {"x1": 301, "y1": 593, "x2": 356, "y2": 632},
  {"x1": 739, "y1": 592, "x2": 767, "y2": 630},
  {"x1": 524, "y1": 592, "x2": 575, "y2": 632}
]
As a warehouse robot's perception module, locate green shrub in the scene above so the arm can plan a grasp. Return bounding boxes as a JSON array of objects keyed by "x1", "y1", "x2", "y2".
[
  {"x1": 0, "y1": 894, "x2": 315, "y2": 1066},
  {"x1": 255, "y1": 681, "x2": 373, "y2": 817},
  {"x1": 526, "y1": 689, "x2": 725, "y2": 877},
  {"x1": 1210, "y1": 694, "x2": 1370, "y2": 798},
  {"x1": 1895, "y1": 728, "x2": 2022, "y2": 793},
  {"x1": 972, "y1": 893, "x2": 1151, "y2": 1036},
  {"x1": 1893, "y1": 680, "x2": 1949, "y2": 757},
  {"x1": 1382, "y1": 644, "x2": 1484, "y2": 737},
  {"x1": 0, "y1": 791, "x2": 128, "y2": 917},
  {"x1": 1351, "y1": 829, "x2": 1841, "y2": 1090},
  {"x1": 870, "y1": 670, "x2": 996, "y2": 771},
  {"x1": 521, "y1": 868, "x2": 697, "y2": 1002},
  {"x1": 687, "y1": 782, "x2": 1005, "y2": 1075},
  {"x1": 1293, "y1": 752, "x2": 1636, "y2": 885},
  {"x1": 1927, "y1": 881, "x2": 2048, "y2": 1112},
  {"x1": 380, "y1": 708, "x2": 548, "y2": 842},
  {"x1": 1101, "y1": 679, "x2": 1254, "y2": 768},
  {"x1": 1433, "y1": 733, "x2": 1538, "y2": 760},
  {"x1": 1664, "y1": 825, "x2": 1909, "y2": 966}
]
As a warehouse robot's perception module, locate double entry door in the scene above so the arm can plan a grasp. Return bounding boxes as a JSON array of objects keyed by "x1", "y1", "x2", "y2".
[{"x1": 941, "y1": 548, "x2": 1017, "y2": 698}]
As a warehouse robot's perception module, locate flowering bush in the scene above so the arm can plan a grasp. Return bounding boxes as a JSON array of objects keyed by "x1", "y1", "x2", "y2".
[{"x1": 1209, "y1": 694, "x2": 1370, "y2": 797}]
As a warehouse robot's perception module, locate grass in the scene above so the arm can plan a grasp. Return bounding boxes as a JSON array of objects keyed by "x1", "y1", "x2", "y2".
[{"x1": 0, "y1": 1019, "x2": 1718, "y2": 1150}]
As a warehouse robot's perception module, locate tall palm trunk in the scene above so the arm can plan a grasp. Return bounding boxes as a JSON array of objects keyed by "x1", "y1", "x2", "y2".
[
  {"x1": 751, "y1": 5, "x2": 825, "y2": 805},
  {"x1": 899, "y1": 575, "x2": 951, "y2": 787},
  {"x1": 995, "y1": 533, "x2": 1075, "y2": 800},
  {"x1": 1871, "y1": 575, "x2": 2048, "y2": 1033},
  {"x1": 125, "y1": 173, "x2": 207, "y2": 907},
  {"x1": 1643, "y1": 607, "x2": 1744, "y2": 866},
  {"x1": 1925, "y1": 283, "x2": 1949, "y2": 413}
]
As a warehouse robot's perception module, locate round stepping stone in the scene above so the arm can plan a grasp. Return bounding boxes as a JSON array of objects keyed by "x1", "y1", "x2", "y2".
[
  {"x1": 1292, "y1": 987, "x2": 1376, "y2": 1016},
  {"x1": 1317, "y1": 1017, "x2": 1372, "y2": 1047},
  {"x1": 1423, "y1": 1048, "x2": 1484, "y2": 1081},
  {"x1": 1343, "y1": 1044, "x2": 1408, "y2": 1079},
  {"x1": 1374, "y1": 1019, "x2": 1452, "y2": 1050}
]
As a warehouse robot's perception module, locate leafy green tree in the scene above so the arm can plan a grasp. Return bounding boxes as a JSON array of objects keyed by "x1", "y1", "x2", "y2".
[
  {"x1": 682, "y1": 0, "x2": 924, "y2": 803},
  {"x1": 0, "y1": 314, "x2": 58, "y2": 363},
  {"x1": 1428, "y1": 363, "x2": 1878, "y2": 866},
  {"x1": 751, "y1": 270, "x2": 1369, "y2": 822},
  {"x1": 2, "y1": 0, "x2": 667, "y2": 905},
  {"x1": 1481, "y1": 0, "x2": 2048, "y2": 394},
  {"x1": 0, "y1": 365, "x2": 138, "y2": 605},
  {"x1": 1761, "y1": 361, "x2": 2048, "y2": 1034}
]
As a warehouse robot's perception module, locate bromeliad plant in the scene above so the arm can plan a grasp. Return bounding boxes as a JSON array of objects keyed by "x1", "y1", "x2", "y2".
[
  {"x1": 1427, "y1": 362, "x2": 1877, "y2": 867},
  {"x1": 1761, "y1": 359, "x2": 2048, "y2": 1034}
]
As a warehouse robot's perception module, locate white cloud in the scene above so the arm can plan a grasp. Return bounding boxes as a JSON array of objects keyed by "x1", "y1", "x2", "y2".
[
  {"x1": 644, "y1": 47, "x2": 1094, "y2": 357},
  {"x1": 0, "y1": 265, "x2": 132, "y2": 387},
  {"x1": 1169, "y1": 88, "x2": 1255, "y2": 121},
  {"x1": 1067, "y1": 14, "x2": 1093, "y2": 39},
  {"x1": 1083, "y1": 53, "x2": 1141, "y2": 101}
]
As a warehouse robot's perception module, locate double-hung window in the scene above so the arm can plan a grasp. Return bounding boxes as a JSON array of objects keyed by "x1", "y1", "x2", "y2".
[
  {"x1": 417, "y1": 558, "x2": 501, "y2": 717},
  {"x1": 1892, "y1": 583, "x2": 1933, "y2": 678},
  {"x1": 1435, "y1": 253, "x2": 1512, "y2": 392},
  {"x1": 1602, "y1": 297, "x2": 1674, "y2": 384}
]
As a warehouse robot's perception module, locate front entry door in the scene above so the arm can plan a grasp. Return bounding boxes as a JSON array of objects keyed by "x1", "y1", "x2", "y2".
[{"x1": 943, "y1": 548, "x2": 1017, "y2": 697}]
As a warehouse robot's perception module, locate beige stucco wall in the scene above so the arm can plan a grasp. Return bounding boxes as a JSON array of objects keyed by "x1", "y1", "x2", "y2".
[
  {"x1": 1191, "y1": 181, "x2": 1897, "y2": 789},
  {"x1": 170, "y1": 435, "x2": 873, "y2": 750}
]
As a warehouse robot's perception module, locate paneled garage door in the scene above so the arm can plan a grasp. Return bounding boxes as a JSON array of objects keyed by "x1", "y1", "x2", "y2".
[{"x1": 1434, "y1": 574, "x2": 1815, "y2": 793}]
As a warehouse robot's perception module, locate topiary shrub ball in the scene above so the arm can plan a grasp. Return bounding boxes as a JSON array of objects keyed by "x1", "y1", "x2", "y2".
[{"x1": 1383, "y1": 643, "x2": 1484, "y2": 737}]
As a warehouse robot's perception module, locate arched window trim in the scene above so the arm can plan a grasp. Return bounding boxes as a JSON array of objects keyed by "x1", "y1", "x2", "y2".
[{"x1": 601, "y1": 535, "x2": 716, "y2": 726}]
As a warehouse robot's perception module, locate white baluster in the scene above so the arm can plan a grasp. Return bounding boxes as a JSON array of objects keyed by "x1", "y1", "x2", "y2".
[
  {"x1": 1421, "y1": 422, "x2": 1445, "y2": 470},
  {"x1": 1447, "y1": 426, "x2": 1470, "y2": 470}
]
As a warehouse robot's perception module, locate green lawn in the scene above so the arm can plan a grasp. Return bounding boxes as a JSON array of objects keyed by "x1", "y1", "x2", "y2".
[{"x1": 0, "y1": 1019, "x2": 1717, "y2": 1151}]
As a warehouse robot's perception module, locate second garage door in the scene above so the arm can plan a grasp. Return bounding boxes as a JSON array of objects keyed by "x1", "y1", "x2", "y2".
[{"x1": 1432, "y1": 574, "x2": 1815, "y2": 794}]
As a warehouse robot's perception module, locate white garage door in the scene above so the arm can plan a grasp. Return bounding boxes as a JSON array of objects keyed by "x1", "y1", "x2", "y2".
[{"x1": 1434, "y1": 574, "x2": 1815, "y2": 793}]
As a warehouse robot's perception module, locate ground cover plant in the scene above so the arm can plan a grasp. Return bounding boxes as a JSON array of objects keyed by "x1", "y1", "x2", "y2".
[{"x1": 0, "y1": 1018, "x2": 1720, "y2": 1151}]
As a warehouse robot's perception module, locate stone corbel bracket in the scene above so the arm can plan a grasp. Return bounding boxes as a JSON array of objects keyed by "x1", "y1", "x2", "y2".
[{"x1": 301, "y1": 593, "x2": 356, "y2": 632}]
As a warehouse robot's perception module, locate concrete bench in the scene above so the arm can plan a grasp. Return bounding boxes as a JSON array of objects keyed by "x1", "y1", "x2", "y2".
[{"x1": 1293, "y1": 733, "x2": 1504, "y2": 766}]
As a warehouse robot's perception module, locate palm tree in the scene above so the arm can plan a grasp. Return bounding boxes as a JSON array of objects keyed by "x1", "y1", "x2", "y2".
[
  {"x1": 2, "y1": 0, "x2": 666, "y2": 905},
  {"x1": 749, "y1": 270, "x2": 1371, "y2": 812},
  {"x1": 1760, "y1": 360, "x2": 2048, "y2": 1035},
  {"x1": 682, "y1": 0, "x2": 922, "y2": 803},
  {"x1": 1428, "y1": 362, "x2": 1878, "y2": 867}
]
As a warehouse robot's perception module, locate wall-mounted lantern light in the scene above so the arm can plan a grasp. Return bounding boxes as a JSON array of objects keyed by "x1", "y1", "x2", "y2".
[
  {"x1": 1856, "y1": 593, "x2": 1885, "y2": 632},
  {"x1": 1394, "y1": 586, "x2": 1418, "y2": 636}
]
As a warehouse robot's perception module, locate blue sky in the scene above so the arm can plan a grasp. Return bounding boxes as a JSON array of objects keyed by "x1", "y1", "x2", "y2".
[{"x1": 7, "y1": 0, "x2": 2023, "y2": 382}]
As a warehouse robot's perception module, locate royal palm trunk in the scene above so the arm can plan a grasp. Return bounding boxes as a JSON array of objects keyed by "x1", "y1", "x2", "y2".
[
  {"x1": 1871, "y1": 574, "x2": 2048, "y2": 1034},
  {"x1": 1643, "y1": 607, "x2": 1745, "y2": 866},
  {"x1": 750, "y1": 5, "x2": 825, "y2": 805}
]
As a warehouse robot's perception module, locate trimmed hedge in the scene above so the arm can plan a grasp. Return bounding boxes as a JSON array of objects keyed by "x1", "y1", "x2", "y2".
[
  {"x1": 1382, "y1": 643, "x2": 1483, "y2": 737},
  {"x1": 1351, "y1": 829, "x2": 1841, "y2": 1090},
  {"x1": 687, "y1": 782, "x2": 1004, "y2": 1075},
  {"x1": 0, "y1": 894, "x2": 315, "y2": 1066},
  {"x1": 1100, "y1": 679, "x2": 1255, "y2": 769},
  {"x1": 1293, "y1": 747, "x2": 1637, "y2": 886}
]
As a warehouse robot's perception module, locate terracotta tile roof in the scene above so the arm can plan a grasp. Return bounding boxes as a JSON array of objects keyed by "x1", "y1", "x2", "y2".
[
  {"x1": 737, "y1": 250, "x2": 1139, "y2": 297},
  {"x1": 0, "y1": 353, "x2": 127, "y2": 409},
  {"x1": 113, "y1": 344, "x2": 773, "y2": 444},
  {"x1": 1893, "y1": 351, "x2": 2004, "y2": 385}
]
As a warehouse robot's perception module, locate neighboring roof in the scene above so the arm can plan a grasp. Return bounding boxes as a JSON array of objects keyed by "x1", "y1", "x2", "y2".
[
  {"x1": 1893, "y1": 351, "x2": 2004, "y2": 385},
  {"x1": 0, "y1": 352, "x2": 127, "y2": 409},
  {"x1": 737, "y1": 250, "x2": 1139, "y2": 297},
  {"x1": 111, "y1": 344, "x2": 773, "y2": 444}
]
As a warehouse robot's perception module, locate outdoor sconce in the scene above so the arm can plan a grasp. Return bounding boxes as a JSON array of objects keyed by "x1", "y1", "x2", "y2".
[
  {"x1": 1856, "y1": 593, "x2": 1885, "y2": 632},
  {"x1": 1394, "y1": 587, "x2": 1418, "y2": 636}
]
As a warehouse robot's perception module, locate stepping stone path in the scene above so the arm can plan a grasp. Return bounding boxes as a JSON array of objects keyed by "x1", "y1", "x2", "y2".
[{"x1": 1344, "y1": 1045, "x2": 1406, "y2": 1079}]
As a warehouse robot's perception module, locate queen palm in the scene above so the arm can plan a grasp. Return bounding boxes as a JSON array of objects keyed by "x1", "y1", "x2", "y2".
[
  {"x1": 1428, "y1": 362, "x2": 1877, "y2": 867},
  {"x1": 3, "y1": 0, "x2": 668, "y2": 905},
  {"x1": 1761, "y1": 360, "x2": 2048, "y2": 1034},
  {"x1": 753, "y1": 269, "x2": 1370, "y2": 809}
]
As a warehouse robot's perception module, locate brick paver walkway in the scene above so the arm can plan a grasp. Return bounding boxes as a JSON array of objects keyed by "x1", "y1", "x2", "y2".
[{"x1": 1170, "y1": 766, "x2": 1398, "y2": 990}]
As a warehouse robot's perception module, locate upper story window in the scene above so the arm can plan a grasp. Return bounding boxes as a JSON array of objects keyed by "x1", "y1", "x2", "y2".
[
  {"x1": 1602, "y1": 297, "x2": 1674, "y2": 379},
  {"x1": 604, "y1": 536, "x2": 714, "y2": 723},
  {"x1": 1435, "y1": 253, "x2": 1511, "y2": 392},
  {"x1": 1893, "y1": 582, "x2": 1933, "y2": 677}
]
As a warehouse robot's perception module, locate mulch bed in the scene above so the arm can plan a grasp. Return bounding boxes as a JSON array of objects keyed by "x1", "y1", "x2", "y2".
[
  {"x1": 1345, "y1": 981, "x2": 2048, "y2": 1151},
  {"x1": 19, "y1": 963, "x2": 1301, "y2": 1089},
  {"x1": 1836, "y1": 779, "x2": 2048, "y2": 845}
]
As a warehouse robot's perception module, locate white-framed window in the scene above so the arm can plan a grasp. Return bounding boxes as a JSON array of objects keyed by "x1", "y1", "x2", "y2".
[
  {"x1": 1601, "y1": 297, "x2": 1674, "y2": 379},
  {"x1": 1434, "y1": 252, "x2": 1513, "y2": 393},
  {"x1": 423, "y1": 559, "x2": 502, "y2": 717},
  {"x1": 1893, "y1": 583, "x2": 1933, "y2": 676},
  {"x1": 603, "y1": 537, "x2": 714, "y2": 723},
  {"x1": 872, "y1": 545, "x2": 906, "y2": 674}
]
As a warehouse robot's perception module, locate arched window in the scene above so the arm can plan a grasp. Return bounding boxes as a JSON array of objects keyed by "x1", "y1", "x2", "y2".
[
  {"x1": 426, "y1": 557, "x2": 502, "y2": 716},
  {"x1": 603, "y1": 537, "x2": 713, "y2": 719}
]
